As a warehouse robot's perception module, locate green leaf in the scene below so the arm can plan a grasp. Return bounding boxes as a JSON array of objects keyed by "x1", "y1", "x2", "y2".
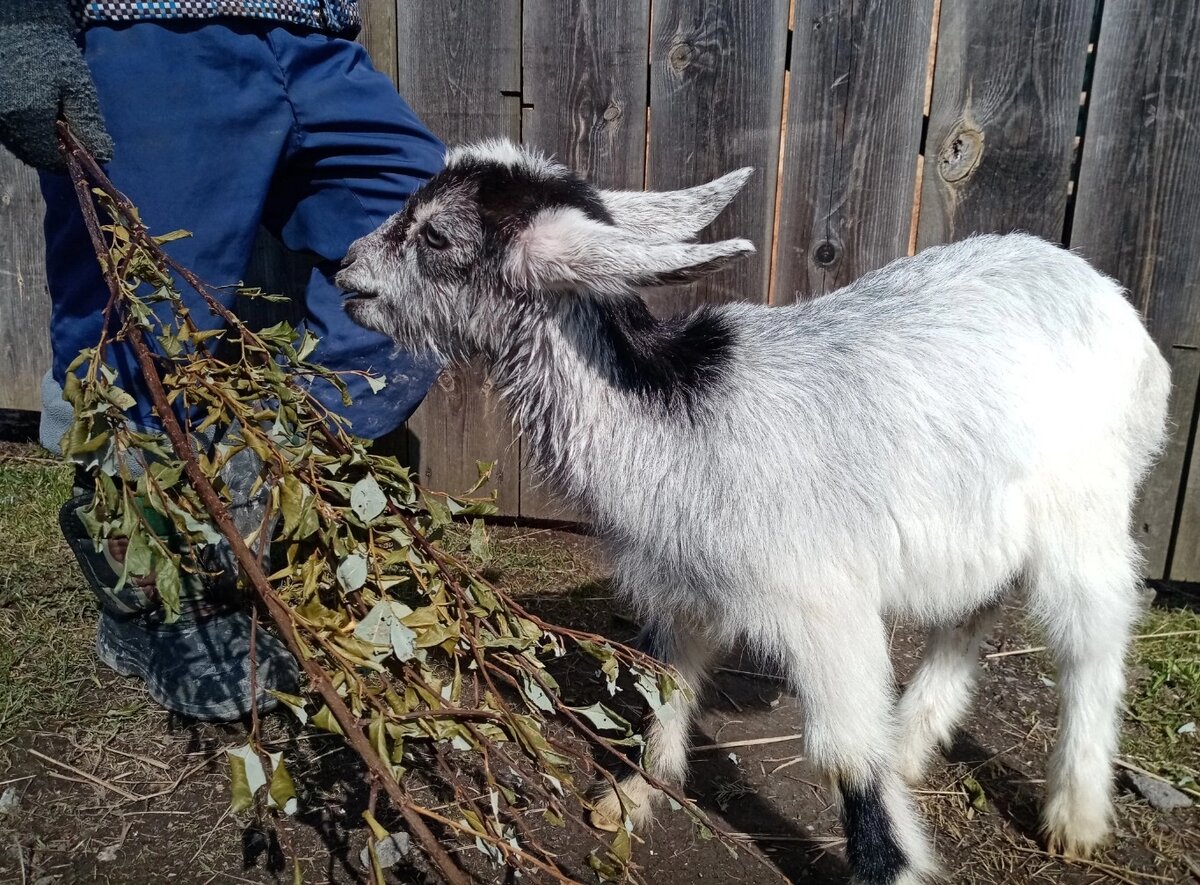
[
  {"x1": 353, "y1": 600, "x2": 418, "y2": 662},
  {"x1": 312, "y1": 705, "x2": 344, "y2": 735},
  {"x1": 962, "y1": 775, "x2": 990, "y2": 813},
  {"x1": 365, "y1": 373, "x2": 387, "y2": 394},
  {"x1": 469, "y1": 519, "x2": 491, "y2": 562},
  {"x1": 521, "y1": 674, "x2": 555, "y2": 714},
  {"x1": 226, "y1": 744, "x2": 266, "y2": 813},
  {"x1": 350, "y1": 475, "x2": 387, "y2": 523},
  {"x1": 267, "y1": 691, "x2": 309, "y2": 725},
  {"x1": 569, "y1": 703, "x2": 630, "y2": 733},
  {"x1": 152, "y1": 228, "x2": 192, "y2": 244},
  {"x1": 154, "y1": 553, "x2": 182, "y2": 622},
  {"x1": 336, "y1": 552, "x2": 368, "y2": 592},
  {"x1": 421, "y1": 492, "x2": 452, "y2": 528},
  {"x1": 296, "y1": 330, "x2": 319, "y2": 362},
  {"x1": 279, "y1": 474, "x2": 309, "y2": 538},
  {"x1": 267, "y1": 753, "x2": 299, "y2": 815}
]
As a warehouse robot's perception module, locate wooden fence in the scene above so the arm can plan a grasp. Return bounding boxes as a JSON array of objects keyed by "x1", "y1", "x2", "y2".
[{"x1": 1, "y1": 0, "x2": 1199, "y2": 580}]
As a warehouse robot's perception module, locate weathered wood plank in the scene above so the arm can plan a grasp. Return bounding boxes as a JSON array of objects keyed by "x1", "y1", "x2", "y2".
[
  {"x1": 0, "y1": 148, "x2": 52, "y2": 412},
  {"x1": 1069, "y1": 0, "x2": 1200, "y2": 577},
  {"x1": 519, "y1": 0, "x2": 651, "y2": 520},
  {"x1": 1070, "y1": 0, "x2": 1200, "y2": 350},
  {"x1": 358, "y1": 0, "x2": 398, "y2": 86},
  {"x1": 647, "y1": 0, "x2": 790, "y2": 311},
  {"x1": 1131, "y1": 347, "x2": 1200, "y2": 579},
  {"x1": 917, "y1": 0, "x2": 1095, "y2": 247},
  {"x1": 775, "y1": 0, "x2": 934, "y2": 302},
  {"x1": 394, "y1": 0, "x2": 523, "y2": 509},
  {"x1": 395, "y1": 1, "x2": 521, "y2": 144},
  {"x1": 1160, "y1": 349, "x2": 1200, "y2": 581},
  {"x1": 522, "y1": 0, "x2": 650, "y2": 188}
]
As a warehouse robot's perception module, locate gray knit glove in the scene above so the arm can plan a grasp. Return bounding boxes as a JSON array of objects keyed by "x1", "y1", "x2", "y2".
[{"x1": 0, "y1": 0, "x2": 113, "y2": 170}]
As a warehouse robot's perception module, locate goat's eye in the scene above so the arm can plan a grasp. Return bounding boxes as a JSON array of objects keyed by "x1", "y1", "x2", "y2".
[{"x1": 422, "y1": 224, "x2": 450, "y2": 250}]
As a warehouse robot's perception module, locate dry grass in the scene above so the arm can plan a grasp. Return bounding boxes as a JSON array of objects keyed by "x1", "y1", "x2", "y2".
[{"x1": 1, "y1": 443, "x2": 1197, "y2": 883}]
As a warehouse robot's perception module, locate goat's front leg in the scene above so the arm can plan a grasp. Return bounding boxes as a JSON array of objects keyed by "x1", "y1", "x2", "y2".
[
  {"x1": 778, "y1": 613, "x2": 938, "y2": 885},
  {"x1": 590, "y1": 618, "x2": 721, "y2": 829}
]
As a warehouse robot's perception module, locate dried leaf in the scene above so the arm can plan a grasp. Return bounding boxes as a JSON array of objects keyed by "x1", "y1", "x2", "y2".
[{"x1": 350, "y1": 475, "x2": 386, "y2": 523}]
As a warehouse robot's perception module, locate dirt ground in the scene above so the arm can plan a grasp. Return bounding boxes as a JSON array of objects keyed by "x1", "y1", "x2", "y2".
[{"x1": 0, "y1": 445, "x2": 1197, "y2": 884}]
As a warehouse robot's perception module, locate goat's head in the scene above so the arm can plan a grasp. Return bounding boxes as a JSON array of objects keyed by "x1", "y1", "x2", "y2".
[{"x1": 337, "y1": 139, "x2": 755, "y2": 359}]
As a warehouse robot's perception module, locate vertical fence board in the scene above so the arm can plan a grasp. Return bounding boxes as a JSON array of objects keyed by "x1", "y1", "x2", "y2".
[
  {"x1": 1070, "y1": 0, "x2": 1200, "y2": 350},
  {"x1": 520, "y1": 0, "x2": 652, "y2": 519},
  {"x1": 1171, "y1": 363, "x2": 1200, "y2": 580},
  {"x1": 647, "y1": 0, "x2": 789, "y2": 311},
  {"x1": 1070, "y1": 0, "x2": 1200, "y2": 578},
  {"x1": 394, "y1": 0, "x2": 524, "y2": 509},
  {"x1": 359, "y1": 0, "x2": 399, "y2": 86},
  {"x1": 917, "y1": 0, "x2": 1095, "y2": 247},
  {"x1": 522, "y1": 0, "x2": 650, "y2": 188},
  {"x1": 775, "y1": 0, "x2": 934, "y2": 303},
  {"x1": 1131, "y1": 348, "x2": 1200, "y2": 578},
  {"x1": 0, "y1": 149, "x2": 51, "y2": 412}
]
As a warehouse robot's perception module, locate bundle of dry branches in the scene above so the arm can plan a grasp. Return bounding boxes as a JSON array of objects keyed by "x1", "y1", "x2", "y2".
[{"x1": 52, "y1": 124, "x2": 779, "y2": 883}]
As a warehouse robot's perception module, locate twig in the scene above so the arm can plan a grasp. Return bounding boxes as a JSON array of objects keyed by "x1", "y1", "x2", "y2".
[
  {"x1": 28, "y1": 748, "x2": 141, "y2": 802},
  {"x1": 768, "y1": 755, "x2": 806, "y2": 776},
  {"x1": 715, "y1": 665, "x2": 788, "y2": 683},
  {"x1": 693, "y1": 734, "x2": 804, "y2": 752},
  {"x1": 984, "y1": 645, "x2": 1049, "y2": 659},
  {"x1": 100, "y1": 746, "x2": 171, "y2": 771},
  {"x1": 59, "y1": 123, "x2": 472, "y2": 885},
  {"x1": 135, "y1": 754, "x2": 220, "y2": 802},
  {"x1": 986, "y1": 629, "x2": 1200, "y2": 660},
  {"x1": 1008, "y1": 843, "x2": 1175, "y2": 883}
]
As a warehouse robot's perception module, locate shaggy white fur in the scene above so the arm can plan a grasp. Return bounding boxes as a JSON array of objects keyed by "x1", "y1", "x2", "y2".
[{"x1": 337, "y1": 140, "x2": 1172, "y2": 884}]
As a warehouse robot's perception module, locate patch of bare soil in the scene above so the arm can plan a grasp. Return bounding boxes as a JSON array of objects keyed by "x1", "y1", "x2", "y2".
[{"x1": 0, "y1": 515, "x2": 1196, "y2": 884}]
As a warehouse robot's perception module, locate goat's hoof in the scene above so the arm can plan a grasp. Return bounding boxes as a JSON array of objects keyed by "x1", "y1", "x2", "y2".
[
  {"x1": 1043, "y1": 823, "x2": 1106, "y2": 860},
  {"x1": 588, "y1": 807, "x2": 622, "y2": 832},
  {"x1": 1042, "y1": 787, "x2": 1111, "y2": 859},
  {"x1": 588, "y1": 783, "x2": 629, "y2": 833},
  {"x1": 896, "y1": 757, "x2": 929, "y2": 787},
  {"x1": 589, "y1": 777, "x2": 658, "y2": 832}
]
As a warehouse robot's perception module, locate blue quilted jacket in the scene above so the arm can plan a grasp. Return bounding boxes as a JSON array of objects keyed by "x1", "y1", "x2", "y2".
[{"x1": 69, "y1": 0, "x2": 361, "y2": 36}]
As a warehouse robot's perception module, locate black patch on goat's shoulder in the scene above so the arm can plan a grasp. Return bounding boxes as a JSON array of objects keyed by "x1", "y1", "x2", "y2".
[
  {"x1": 426, "y1": 157, "x2": 613, "y2": 246},
  {"x1": 595, "y1": 298, "x2": 734, "y2": 417},
  {"x1": 840, "y1": 780, "x2": 909, "y2": 885}
]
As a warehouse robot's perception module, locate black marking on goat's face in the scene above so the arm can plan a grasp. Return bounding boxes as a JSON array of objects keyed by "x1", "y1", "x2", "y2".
[
  {"x1": 414, "y1": 156, "x2": 614, "y2": 260},
  {"x1": 339, "y1": 150, "x2": 619, "y2": 359},
  {"x1": 840, "y1": 779, "x2": 909, "y2": 884}
]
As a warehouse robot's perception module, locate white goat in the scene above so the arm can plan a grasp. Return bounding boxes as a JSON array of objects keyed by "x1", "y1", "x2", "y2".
[{"x1": 337, "y1": 140, "x2": 1171, "y2": 885}]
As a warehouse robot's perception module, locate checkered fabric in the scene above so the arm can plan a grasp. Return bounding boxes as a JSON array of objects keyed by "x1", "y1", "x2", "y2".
[{"x1": 69, "y1": 0, "x2": 360, "y2": 35}]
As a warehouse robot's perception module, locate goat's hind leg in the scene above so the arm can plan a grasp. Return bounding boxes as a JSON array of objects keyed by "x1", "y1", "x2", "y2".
[
  {"x1": 590, "y1": 619, "x2": 720, "y2": 829},
  {"x1": 1027, "y1": 541, "x2": 1140, "y2": 858},
  {"x1": 894, "y1": 600, "x2": 1003, "y2": 784},
  {"x1": 781, "y1": 615, "x2": 937, "y2": 884}
]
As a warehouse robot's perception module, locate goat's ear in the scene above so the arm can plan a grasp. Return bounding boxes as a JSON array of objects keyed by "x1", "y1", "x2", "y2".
[
  {"x1": 507, "y1": 207, "x2": 755, "y2": 292},
  {"x1": 598, "y1": 167, "x2": 754, "y2": 244}
]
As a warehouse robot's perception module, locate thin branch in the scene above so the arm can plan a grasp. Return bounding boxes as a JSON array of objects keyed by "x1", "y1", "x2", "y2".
[{"x1": 59, "y1": 123, "x2": 471, "y2": 885}]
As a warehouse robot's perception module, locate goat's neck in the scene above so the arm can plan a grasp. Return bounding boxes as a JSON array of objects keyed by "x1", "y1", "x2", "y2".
[{"x1": 484, "y1": 293, "x2": 732, "y2": 509}]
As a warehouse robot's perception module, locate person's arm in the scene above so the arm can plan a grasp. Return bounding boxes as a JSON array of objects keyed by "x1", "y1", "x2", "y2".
[{"x1": 0, "y1": 0, "x2": 113, "y2": 170}]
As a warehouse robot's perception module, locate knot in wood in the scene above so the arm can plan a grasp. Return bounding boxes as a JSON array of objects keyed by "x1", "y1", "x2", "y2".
[
  {"x1": 937, "y1": 127, "x2": 984, "y2": 183},
  {"x1": 602, "y1": 102, "x2": 622, "y2": 123},
  {"x1": 669, "y1": 41, "x2": 693, "y2": 72},
  {"x1": 813, "y1": 241, "x2": 839, "y2": 267}
]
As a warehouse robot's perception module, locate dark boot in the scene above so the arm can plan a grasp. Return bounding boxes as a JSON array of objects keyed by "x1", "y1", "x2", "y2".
[{"x1": 58, "y1": 430, "x2": 300, "y2": 721}]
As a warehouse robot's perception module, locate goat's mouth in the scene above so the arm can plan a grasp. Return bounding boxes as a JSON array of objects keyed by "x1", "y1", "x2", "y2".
[{"x1": 335, "y1": 264, "x2": 380, "y2": 302}]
